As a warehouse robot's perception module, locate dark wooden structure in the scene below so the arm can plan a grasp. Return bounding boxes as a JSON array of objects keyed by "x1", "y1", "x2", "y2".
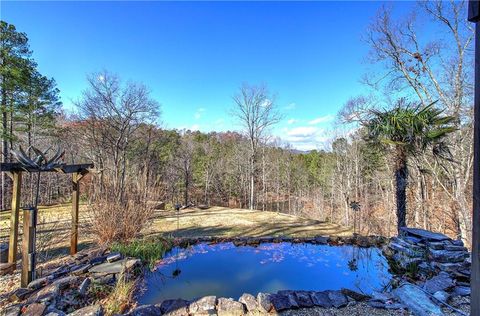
[
  {"x1": 468, "y1": 1, "x2": 480, "y2": 315},
  {"x1": 0, "y1": 162, "x2": 93, "y2": 287}
]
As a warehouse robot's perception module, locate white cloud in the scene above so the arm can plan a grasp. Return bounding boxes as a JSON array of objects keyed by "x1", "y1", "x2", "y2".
[
  {"x1": 284, "y1": 103, "x2": 296, "y2": 110},
  {"x1": 194, "y1": 108, "x2": 206, "y2": 120},
  {"x1": 279, "y1": 125, "x2": 333, "y2": 151},
  {"x1": 308, "y1": 114, "x2": 335, "y2": 125},
  {"x1": 287, "y1": 118, "x2": 298, "y2": 125}
]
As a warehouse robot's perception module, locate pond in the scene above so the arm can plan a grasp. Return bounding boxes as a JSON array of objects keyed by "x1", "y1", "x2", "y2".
[{"x1": 137, "y1": 242, "x2": 392, "y2": 305}]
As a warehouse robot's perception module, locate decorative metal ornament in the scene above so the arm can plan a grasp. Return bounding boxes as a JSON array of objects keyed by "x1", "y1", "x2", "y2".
[{"x1": 11, "y1": 146, "x2": 65, "y2": 171}]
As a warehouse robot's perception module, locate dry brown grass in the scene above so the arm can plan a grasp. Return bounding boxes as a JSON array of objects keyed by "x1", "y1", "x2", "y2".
[{"x1": 145, "y1": 206, "x2": 352, "y2": 238}]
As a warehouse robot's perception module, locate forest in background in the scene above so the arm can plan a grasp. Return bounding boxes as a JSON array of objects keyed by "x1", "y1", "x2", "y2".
[{"x1": 0, "y1": 2, "x2": 474, "y2": 246}]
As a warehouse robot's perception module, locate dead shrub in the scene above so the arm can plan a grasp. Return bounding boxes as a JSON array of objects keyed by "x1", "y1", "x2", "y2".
[{"x1": 86, "y1": 184, "x2": 154, "y2": 244}]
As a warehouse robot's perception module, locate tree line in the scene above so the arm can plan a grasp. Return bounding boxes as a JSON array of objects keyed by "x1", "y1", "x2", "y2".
[{"x1": 0, "y1": 1, "x2": 474, "y2": 245}]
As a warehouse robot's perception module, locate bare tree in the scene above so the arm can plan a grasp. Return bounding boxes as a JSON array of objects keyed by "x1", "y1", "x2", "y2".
[{"x1": 232, "y1": 83, "x2": 281, "y2": 210}]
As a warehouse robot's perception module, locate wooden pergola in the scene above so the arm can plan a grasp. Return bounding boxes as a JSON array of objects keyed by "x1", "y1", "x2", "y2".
[{"x1": 0, "y1": 162, "x2": 93, "y2": 287}]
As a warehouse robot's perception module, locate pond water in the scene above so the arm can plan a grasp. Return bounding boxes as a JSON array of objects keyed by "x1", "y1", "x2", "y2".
[{"x1": 138, "y1": 242, "x2": 392, "y2": 305}]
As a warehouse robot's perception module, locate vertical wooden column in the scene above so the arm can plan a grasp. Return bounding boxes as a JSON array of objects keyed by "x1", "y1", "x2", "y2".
[
  {"x1": 70, "y1": 172, "x2": 80, "y2": 255},
  {"x1": 21, "y1": 207, "x2": 36, "y2": 287},
  {"x1": 8, "y1": 171, "x2": 22, "y2": 264}
]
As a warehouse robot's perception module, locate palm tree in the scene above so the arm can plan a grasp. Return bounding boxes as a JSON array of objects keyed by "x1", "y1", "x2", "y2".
[{"x1": 363, "y1": 101, "x2": 456, "y2": 234}]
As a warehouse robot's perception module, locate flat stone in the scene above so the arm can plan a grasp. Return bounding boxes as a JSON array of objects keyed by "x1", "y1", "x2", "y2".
[
  {"x1": 1, "y1": 304, "x2": 22, "y2": 316},
  {"x1": 67, "y1": 304, "x2": 103, "y2": 316},
  {"x1": 52, "y1": 276, "x2": 78, "y2": 289},
  {"x1": 269, "y1": 293, "x2": 296, "y2": 311},
  {"x1": 429, "y1": 249, "x2": 467, "y2": 263},
  {"x1": 393, "y1": 283, "x2": 444, "y2": 316},
  {"x1": 400, "y1": 227, "x2": 450, "y2": 242},
  {"x1": 370, "y1": 291, "x2": 393, "y2": 303},
  {"x1": 341, "y1": 288, "x2": 370, "y2": 301},
  {"x1": 326, "y1": 290, "x2": 348, "y2": 308},
  {"x1": 256, "y1": 293, "x2": 273, "y2": 313},
  {"x1": 433, "y1": 291, "x2": 449, "y2": 303},
  {"x1": 451, "y1": 240, "x2": 464, "y2": 247},
  {"x1": 27, "y1": 277, "x2": 48, "y2": 290},
  {"x1": 79, "y1": 278, "x2": 91, "y2": 295},
  {"x1": 89, "y1": 255, "x2": 107, "y2": 266},
  {"x1": 453, "y1": 286, "x2": 471, "y2": 296},
  {"x1": 160, "y1": 299, "x2": 189, "y2": 316},
  {"x1": 432, "y1": 262, "x2": 464, "y2": 272},
  {"x1": 89, "y1": 258, "x2": 130, "y2": 275},
  {"x1": 34, "y1": 283, "x2": 59, "y2": 302},
  {"x1": 0, "y1": 262, "x2": 15, "y2": 275},
  {"x1": 423, "y1": 273, "x2": 455, "y2": 294},
  {"x1": 9, "y1": 288, "x2": 33, "y2": 302},
  {"x1": 106, "y1": 253, "x2": 121, "y2": 262},
  {"x1": 314, "y1": 236, "x2": 329, "y2": 245},
  {"x1": 23, "y1": 303, "x2": 47, "y2": 316},
  {"x1": 443, "y1": 245, "x2": 467, "y2": 252},
  {"x1": 427, "y1": 242, "x2": 445, "y2": 250},
  {"x1": 70, "y1": 264, "x2": 91, "y2": 276},
  {"x1": 189, "y1": 296, "x2": 217, "y2": 314},
  {"x1": 293, "y1": 290, "x2": 314, "y2": 307},
  {"x1": 44, "y1": 307, "x2": 66, "y2": 316},
  {"x1": 124, "y1": 305, "x2": 162, "y2": 316},
  {"x1": 238, "y1": 293, "x2": 257, "y2": 312},
  {"x1": 276, "y1": 290, "x2": 299, "y2": 309},
  {"x1": 310, "y1": 291, "x2": 332, "y2": 308},
  {"x1": 93, "y1": 274, "x2": 115, "y2": 285},
  {"x1": 217, "y1": 297, "x2": 245, "y2": 316}
]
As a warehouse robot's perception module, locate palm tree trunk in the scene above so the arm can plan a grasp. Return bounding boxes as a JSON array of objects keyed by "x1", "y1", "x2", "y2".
[{"x1": 395, "y1": 147, "x2": 408, "y2": 233}]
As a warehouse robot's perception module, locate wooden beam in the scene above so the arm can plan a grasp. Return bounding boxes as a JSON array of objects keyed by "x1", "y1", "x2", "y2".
[
  {"x1": 21, "y1": 208, "x2": 36, "y2": 287},
  {"x1": 70, "y1": 172, "x2": 80, "y2": 255},
  {"x1": 8, "y1": 171, "x2": 22, "y2": 265}
]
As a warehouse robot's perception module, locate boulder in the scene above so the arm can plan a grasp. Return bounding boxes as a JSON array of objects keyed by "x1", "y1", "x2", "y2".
[
  {"x1": 256, "y1": 293, "x2": 272, "y2": 313},
  {"x1": 276, "y1": 290, "x2": 299, "y2": 309},
  {"x1": 393, "y1": 283, "x2": 444, "y2": 316},
  {"x1": 33, "y1": 283, "x2": 59, "y2": 303},
  {"x1": 423, "y1": 272, "x2": 455, "y2": 294},
  {"x1": 310, "y1": 291, "x2": 332, "y2": 308},
  {"x1": 160, "y1": 299, "x2": 189, "y2": 316},
  {"x1": 326, "y1": 290, "x2": 348, "y2": 308},
  {"x1": 124, "y1": 305, "x2": 162, "y2": 316},
  {"x1": 217, "y1": 298, "x2": 245, "y2": 316},
  {"x1": 269, "y1": 293, "x2": 296, "y2": 311},
  {"x1": 293, "y1": 290, "x2": 314, "y2": 307},
  {"x1": 238, "y1": 293, "x2": 258, "y2": 312},
  {"x1": 189, "y1": 296, "x2": 217, "y2": 314}
]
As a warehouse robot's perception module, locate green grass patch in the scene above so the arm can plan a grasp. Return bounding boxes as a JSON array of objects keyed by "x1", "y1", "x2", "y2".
[{"x1": 111, "y1": 238, "x2": 173, "y2": 268}]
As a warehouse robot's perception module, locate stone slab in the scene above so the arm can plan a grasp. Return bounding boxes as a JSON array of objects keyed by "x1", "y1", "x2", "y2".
[
  {"x1": 393, "y1": 283, "x2": 444, "y2": 316},
  {"x1": 400, "y1": 227, "x2": 450, "y2": 242}
]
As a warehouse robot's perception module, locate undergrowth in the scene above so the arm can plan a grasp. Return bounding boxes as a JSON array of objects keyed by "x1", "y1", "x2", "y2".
[{"x1": 111, "y1": 238, "x2": 174, "y2": 268}]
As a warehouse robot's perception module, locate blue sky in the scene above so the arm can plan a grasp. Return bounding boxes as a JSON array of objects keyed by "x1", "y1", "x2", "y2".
[{"x1": 2, "y1": 1, "x2": 416, "y2": 150}]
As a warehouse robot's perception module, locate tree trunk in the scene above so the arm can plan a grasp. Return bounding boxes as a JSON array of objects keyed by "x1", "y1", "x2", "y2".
[{"x1": 395, "y1": 147, "x2": 408, "y2": 233}]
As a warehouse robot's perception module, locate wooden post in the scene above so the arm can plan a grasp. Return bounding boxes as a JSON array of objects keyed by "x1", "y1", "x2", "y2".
[
  {"x1": 8, "y1": 171, "x2": 22, "y2": 264},
  {"x1": 70, "y1": 172, "x2": 80, "y2": 255},
  {"x1": 21, "y1": 207, "x2": 36, "y2": 287}
]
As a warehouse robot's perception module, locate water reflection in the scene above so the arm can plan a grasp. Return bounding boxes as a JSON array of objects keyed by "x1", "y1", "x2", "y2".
[{"x1": 138, "y1": 242, "x2": 392, "y2": 305}]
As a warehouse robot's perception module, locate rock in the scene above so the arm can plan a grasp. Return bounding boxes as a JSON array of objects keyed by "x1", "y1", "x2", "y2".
[
  {"x1": 314, "y1": 236, "x2": 329, "y2": 245},
  {"x1": 400, "y1": 227, "x2": 450, "y2": 242},
  {"x1": 106, "y1": 253, "x2": 121, "y2": 262},
  {"x1": 34, "y1": 283, "x2": 59, "y2": 303},
  {"x1": 67, "y1": 305, "x2": 103, "y2": 316},
  {"x1": 189, "y1": 296, "x2": 217, "y2": 314},
  {"x1": 443, "y1": 245, "x2": 467, "y2": 252},
  {"x1": 393, "y1": 283, "x2": 444, "y2": 316},
  {"x1": 217, "y1": 297, "x2": 245, "y2": 316},
  {"x1": 0, "y1": 262, "x2": 15, "y2": 275},
  {"x1": 432, "y1": 262, "x2": 464, "y2": 272},
  {"x1": 269, "y1": 293, "x2": 297, "y2": 311},
  {"x1": 423, "y1": 273, "x2": 455, "y2": 294},
  {"x1": 1, "y1": 304, "x2": 22, "y2": 316},
  {"x1": 452, "y1": 286, "x2": 471, "y2": 296},
  {"x1": 160, "y1": 299, "x2": 189, "y2": 316},
  {"x1": 44, "y1": 306, "x2": 66, "y2": 316},
  {"x1": 23, "y1": 303, "x2": 47, "y2": 316},
  {"x1": 0, "y1": 243, "x2": 8, "y2": 263},
  {"x1": 341, "y1": 288, "x2": 370, "y2": 301},
  {"x1": 428, "y1": 249, "x2": 467, "y2": 263},
  {"x1": 293, "y1": 290, "x2": 314, "y2": 307},
  {"x1": 451, "y1": 239, "x2": 464, "y2": 247},
  {"x1": 124, "y1": 305, "x2": 162, "y2": 316},
  {"x1": 238, "y1": 293, "x2": 257, "y2": 312},
  {"x1": 89, "y1": 258, "x2": 131, "y2": 275},
  {"x1": 52, "y1": 276, "x2": 78, "y2": 289},
  {"x1": 27, "y1": 277, "x2": 48, "y2": 290},
  {"x1": 326, "y1": 290, "x2": 348, "y2": 308},
  {"x1": 93, "y1": 274, "x2": 115, "y2": 285},
  {"x1": 433, "y1": 291, "x2": 449, "y2": 303},
  {"x1": 79, "y1": 278, "x2": 91, "y2": 295},
  {"x1": 256, "y1": 293, "x2": 273, "y2": 313},
  {"x1": 70, "y1": 264, "x2": 91, "y2": 276},
  {"x1": 310, "y1": 291, "x2": 332, "y2": 308},
  {"x1": 89, "y1": 256, "x2": 107, "y2": 266},
  {"x1": 9, "y1": 288, "x2": 33, "y2": 302},
  {"x1": 276, "y1": 290, "x2": 299, "y2": 309},
  {"x1": 427, "y1": 242, "x2": 445, "y2": 250}
]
